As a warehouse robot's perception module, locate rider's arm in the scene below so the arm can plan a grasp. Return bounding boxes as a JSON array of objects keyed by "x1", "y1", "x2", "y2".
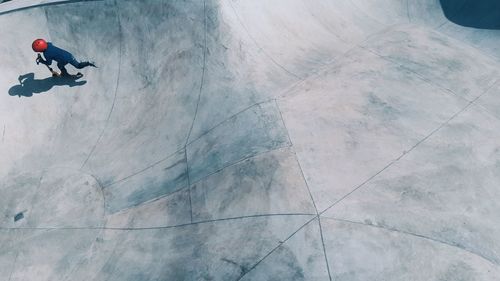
[
  {"x1": 42, "y1": 57, "x2": 52, "y2": 65},
  {"x1": 37, "y1": 54, "x2": 52, "y2": 65}
]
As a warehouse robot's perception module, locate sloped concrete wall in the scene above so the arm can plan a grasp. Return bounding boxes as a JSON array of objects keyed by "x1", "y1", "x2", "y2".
[{"x1": 1, "y1": 0, "x2": 500, "y2": 280}]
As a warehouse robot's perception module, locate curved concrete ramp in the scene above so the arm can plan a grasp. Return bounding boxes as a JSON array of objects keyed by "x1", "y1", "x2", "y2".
[{"x1": 1, "y1": 0, "x2": 500, "y2": 280}]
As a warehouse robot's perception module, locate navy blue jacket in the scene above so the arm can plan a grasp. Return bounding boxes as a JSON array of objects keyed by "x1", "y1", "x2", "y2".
[{"x1": 42, "y1": 42, "x2": 74, "y2": 65}]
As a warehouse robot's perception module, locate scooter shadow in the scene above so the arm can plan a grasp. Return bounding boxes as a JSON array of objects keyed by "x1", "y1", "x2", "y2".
[{"x1": 8, "y1": 72, "x2": 86, "y2": 98}]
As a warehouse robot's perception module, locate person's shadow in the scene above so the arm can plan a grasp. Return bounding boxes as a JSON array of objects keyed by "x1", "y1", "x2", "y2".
[{"x1": 8, "y1": 72, "x2": 86, "y2": 98}]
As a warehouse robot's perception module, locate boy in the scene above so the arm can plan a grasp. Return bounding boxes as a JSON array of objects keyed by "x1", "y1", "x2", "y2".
[{"x1": 32, "y1": 38, "x2": 96, "y2": 77}]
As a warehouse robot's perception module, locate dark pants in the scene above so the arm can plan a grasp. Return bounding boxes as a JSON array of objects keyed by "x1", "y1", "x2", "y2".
[{"x1": 57, "y1": 57, "x2": 92, "y2": 76}]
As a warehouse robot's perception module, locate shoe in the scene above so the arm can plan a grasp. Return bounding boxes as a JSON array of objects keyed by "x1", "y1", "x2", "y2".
[{"x1": 88, "y1": 61, "x2": 97, "y2": 68}]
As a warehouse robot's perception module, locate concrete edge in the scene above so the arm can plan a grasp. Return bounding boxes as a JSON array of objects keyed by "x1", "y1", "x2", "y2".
[{"x1": 0, "y1": 0, "x2": 103, "y2": 16}]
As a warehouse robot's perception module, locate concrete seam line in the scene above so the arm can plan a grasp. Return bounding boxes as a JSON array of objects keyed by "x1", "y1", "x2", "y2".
[
  {"x1": 104, "y1": 143, "x2": 292, "y2": 214},
  {"x1": 0, "y1": 213, "x2": 315, "y2": 231},
  {"x1": 274, "y1": 99, "x2": 319, "y2": 214},
  {"x1": 188, "y1": 143, "x2": 293, "y2": 187},
  {"x1": 102, "y1": 146, "x2": 185, "y2": 188},
  {"x1": 472, "y1": 102, "x2": 500, "y2": 122},
  {"x1": 361, "y1": 45, "x2": 494, "y2": 102},
  {"x1": 184, "y1": 0, "x2": 207, "y2": 147},
  {"x1": 80, "y1": 0, "x2": 121, "y2": 170},
  {"x1": 106, "y1": 145, "x2": 291, "y2": 215},
  {"x1": 105, "y1": 182, "x2": 189, "y2": 216},
  {"x1": 319, "y1": 102, "x2": 471, "y2": 216},
  {"x1": 275, "y1": 99, "x2": 333, "y2": 279},
  {"x1": 185, "y1": 148, "x2": 194, "y2": 223},
  {"x1": 111, "y1": 98, "x2": 277, "y2": 193},
  {"x1": 322, "y1": 216, "x2": 499, "y2": 266},
  {"x1": 319, "y1": 77, "x2": 500, "y2": 216},
  {"x1": 185, "y1": 29, "x2": 407, "y2": 155},
  {"x1": 361, "y1": 46, "x2": 466, "y2": 101},
  {"x1": 186, "y1": 98, "x2": 275, "y2": 146},
  {"x1": 226, "y1": 0, "x2": 302, "y2": 80},
  {"x1": 235, "y1": 215, "x2": 318, "y2": 281},
  {"x1": 437, "y1": 30, "x2": 500, "y2": 63},
  {"x1": 406, "y1": 0, "x2": 411, "y2": 23},
  {"x1": 317, "y1": 216, "x2": 333, "y2": 281},
  {"x1": 345, "y1": 0, "x2": 387, "y2": 27},
  {"x1": 277, "y1": 24, "x2": 406, "y2": 101}
]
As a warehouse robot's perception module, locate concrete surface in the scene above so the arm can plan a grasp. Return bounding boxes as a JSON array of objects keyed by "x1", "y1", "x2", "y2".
[{"x1": 1, "y1": 0, "x2": 500, "y2": 280}]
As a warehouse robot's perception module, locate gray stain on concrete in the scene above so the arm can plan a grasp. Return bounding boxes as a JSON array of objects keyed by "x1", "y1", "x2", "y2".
[{"x1": 13, "y1": 212, "x2": 23, "y2": 222}]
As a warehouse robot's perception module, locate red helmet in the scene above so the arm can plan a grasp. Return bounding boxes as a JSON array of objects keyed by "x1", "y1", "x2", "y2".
[{"x1": 32, "y1": 39, "x2": 48, "y2": 52}]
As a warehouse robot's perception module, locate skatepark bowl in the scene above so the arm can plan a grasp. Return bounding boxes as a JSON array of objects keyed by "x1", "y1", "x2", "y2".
[{"x1": 1, "y1": 0, "x2": 500, "y2": 280}]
